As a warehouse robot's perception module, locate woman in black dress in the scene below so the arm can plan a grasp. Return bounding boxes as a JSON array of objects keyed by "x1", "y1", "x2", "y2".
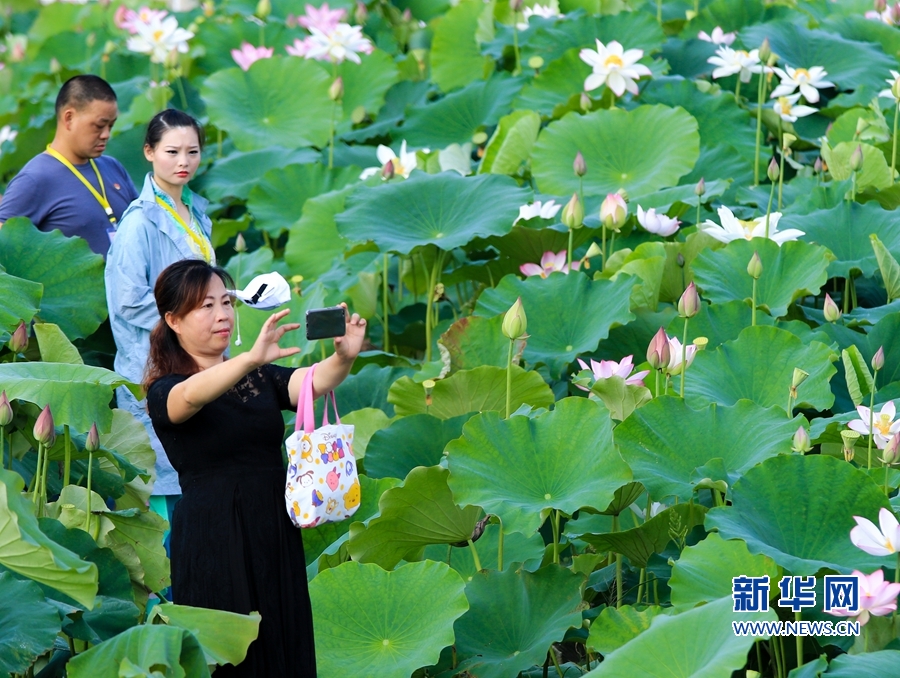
[{"x1": 144, "y1": 259, "x2": 366, "y2": 677}]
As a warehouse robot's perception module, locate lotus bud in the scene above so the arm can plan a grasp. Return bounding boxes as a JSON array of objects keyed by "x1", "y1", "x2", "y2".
[
  {"x1": 9, "y1": 321, "x2": 28, "y2": 354},
  {"x1": 510, "y1": 0, "x2": 524, "y2": 12},
  {"x1": 85, "y1": 422, "x2": 100, "y2": 453},
  {"x1": 33, "y1": 405, "x2": 55, "y2": 447},
  {"x1": 791, "y1": 426, "x2": 811, "y2": 453},
  {"x1": 767, "y1": 157, "x2": 779, "y2": 182},
  {"x1": 814, "y1": 157, "x2": 823, "y2": 173},
  {"x1": 573, "y1": 151, "x2": 587, "y2": 177},
  {"x1": 677, "y1": 281, "x2": 700, "y2": 319},
  {"x1": 884, "y1": 432, "x2": 900, "y2": 465},
  {"x1": 580, "y1": 92, "x2": 592, "y2": 112},
  {"x1": 873, "y1": 346, "x2": 885, "y2": 372},
  {"x1": 600, "y1": 193, "x2": 627, "y2": 232},
  {"x1": 49, "y1": 57, "x2": 62, "y2": 75},
  {"x1": 381, "y1": 159, "x2": 395, "y2": 181},
  {"x1": 561, "y1": 193, "x2": 584, "y2": 230},
  {"x1": 759, "y1": 38, "x2": 771, "y2": 63},
  {"x1": 355, "y1": 1, "x2": 368, "y2": 23},
  {"x1": 502, "y1": 297, "x2": 527, "y2": 340},
  {"x1": 893, "y1": 78, "x2": 900, "y2": 101},
  {"x1": 876, "y1": 0, "x2": 887, "y2": 12},
  {"x1": 584, "y1": 242, "x2": 603, "y2": 259},
  {"x1": 694, "y1": 177, "x2": 706, "y2": 196},
  {"x1": 86, "y1": 32, "x2": 96, "y2": 49},
  {"x1": 255, "y1": 0, "x2": 271, "y2": 19},
  {"x1": 234, "y1": 232, "x2": 247, "y2": 253},
  {"x1": 647, "y1": 327, "x2": 671, "y2": 371},
  {"x1": 0, "y1": 391, "x2": 12, "y2": 427},
  {"x1": 842, "y1": 429, "x2": 860, "y2": 462},
  {"x1": 747, "y1": 252, "x2": 763, "y2": 280},
  {"x1": 676, "y1": 253, "x2": 685, "y2": 268},
  {"x1": 823, "y1": 293, "x2": 842, "y2": 323},
  {"x1": 329, "y1": 77, "x2": 344, "y2": 101},
  {"x1": 892, "y1": 2, "x2": 900, "y2": 25},
  {"x1": 850, "y1": 144, "x2": 864, "y2": 173}
]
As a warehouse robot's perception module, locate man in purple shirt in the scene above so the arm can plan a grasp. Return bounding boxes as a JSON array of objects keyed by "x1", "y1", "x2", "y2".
[{"x1": 0, "y1": 74, "x2": 138, "y2": 256}]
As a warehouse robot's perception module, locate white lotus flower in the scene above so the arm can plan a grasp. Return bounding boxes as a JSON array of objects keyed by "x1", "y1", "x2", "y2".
[
  {"x1": 851, "y1": 508, "x2": 900, "y2": 556},
  {"x1": 575, "y1": 355, "x2": 649, "y2": 388},
  {"x1": 579, "y1": 39, "x2": 652, "y2": 97},
  {"x1": 0, "y1": 125, "x2": 17, "y2": 157},
  {"x1": 665, "y1": 336, "x2": 697, "y2": 377},
  {"x1": 302, "y1": 22, "x2": 374, "y2": 64},
  {"x1": 697, "y1": 26, "x2": 736, "y2": 45},
  {"x1": 849, "y1": 401, "x2": 900, "y2": 449},
  {"x1": 514, "y1": 200, "x2": 562, "y2": 224},
  {"x1": 127, "y1": 15, "x2": 194, "y2": 63},
  {"x1": 770, "y1": 65, "x2": 833, "y2": 104},
  {"x1": 359, "y1": 140, "x2": 425, "y2": 179},
  {"x1": 637, "y1": 205, "x2": 680, "y2": 237},
  {"x1": 707, "y1": 46, "x2": 761, "y2": 83},
  {"x1": 773, "y1": 93, "x2": 818, "y2": 122},
  {"x1": 699, "y1": 206, "x2": 805, "y2": 246},
  {"x1": 879, "y1": 70, "x2": 900, "y2": 102},
  {"x1": 515, "y1": 0, "x2": 561, "y2": 29}
]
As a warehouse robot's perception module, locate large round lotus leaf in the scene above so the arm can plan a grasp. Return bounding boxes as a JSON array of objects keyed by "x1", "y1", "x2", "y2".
[
  {"x1": 0, "y1": 572, "x2": 60, "y2": 675},
  {"x1": 336, "y1": 50, "x2": 399, "y2": 132},
  {"x1": 347, "y1": 466, "x2": 481, "y2": 569},
  {"x1": 582, "y1": 597, "x2": 777, "y2": 678},
  {"x1": 0, "y1": 269, "x2": 41, "y2": 337},
  {"x1": 706, "y1": 455, "x2": 891, "y2": 575},
  {"x1": 692, "y1": 238, "x2": 833, "y2": 319},
  {"x1": 439, "y1": 315, "x2": 518, "y2": 372},
  {"x1": 531, "y1": 106, "x2": 699, "y2": 199},
  {"x1": 0, "y1": 218, "x2": 105, "y2": 340},
  {"x1": 446, "y1": 398, "x2": 632, "y2": 536},
  {"x1": 741, "y1": 21, "x2": 897, "y2": 91},
  {"x1": 324, "y1": 364, "x2": 415, "y2": 418},
  {"x1": 452, "y1": 564, "x2": 585, "y2": 678},
  {"x1": 475, "y1": 272, "x2": 637, "y2": 378},
  {"x1": 310, "y1": 560, "x2": 468, "y2": 678},
  {"x1": 423, "y1": 524, "x2": 546, "y2": 578},
  {"x1": 513, "y1": 49, "x2": 591, "y2": 117},
  {"x1": 195, "y1": 147, "x2": 319, "y2": 202},
  {"x1": 388, "y1": 365, "x2": 554, "y2": 418},
  {"x1": 100, "y1": 409, "x2": 155, "y2": 511},
  {"x1": 823, "y1": 16, "x2": 900, "y2": 60},
  {"x1": 246, "y1": 163, "x2": 360, "y2": 236},
  {"x1": 825, "y1": 651, "x2": 900, "y2": 677},
  {"x1": 685, "y1": 326, "x2": 838, "y2": 412},
  {"x1": 284, "y1": 185, "x2": 357, "y2": 281},
  {"x1": 201, "y1": 56, "x2": 333, "y2": 151},
  {"x1": 365, "y1": 413, "x2": 470, "y2": 479},
  {"x1": 782, "y1": 202, "x2": 900, "y2": 279},
  {"x1": 153, "y1": 604, "x2": 260, "y2": 669},
  {"x1": 400, "y1": 76, "x2": 523, "y2": 149},
  {"x1": 430, "y1": 0, "x2": 493, "y2": 92},
  {"x1": 478, "y1": 109, "x2": 541, "y2": 175},
  {"x1": 335, "y1": 171, "x2": 529, "y2": 254},
  {"x1": 669, "y1": 533, "x2": 780, "y2": 610},
  {"x1": 586, "y1": 606, "x2": 672, "y2": 656}
]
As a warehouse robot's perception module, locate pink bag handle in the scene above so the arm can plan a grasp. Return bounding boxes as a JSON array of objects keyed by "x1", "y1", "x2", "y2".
[{"x1": 294, "y1": 363, "x2": 342, "y2": 433}]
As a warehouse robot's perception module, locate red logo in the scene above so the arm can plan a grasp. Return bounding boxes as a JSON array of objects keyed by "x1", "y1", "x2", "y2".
[{"x1": 113, "y1": 183, "x2": 121, "y2": 190}]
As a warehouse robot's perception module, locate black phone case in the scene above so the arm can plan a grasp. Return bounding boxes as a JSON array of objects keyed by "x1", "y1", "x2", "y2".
[{"x1": 306, "y1": 306, "x2": 347, "y2": 340}]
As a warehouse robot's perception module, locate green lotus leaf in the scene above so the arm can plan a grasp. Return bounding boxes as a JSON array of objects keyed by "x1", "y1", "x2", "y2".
[
  {"x1": 103, "y1": 507, "x2": 170, "y2": 595},
  {"x1": 284, "y1": 185, "x2": 358, "y2": 281},
  {"x1": 0, "y1": 571, "x2": 60, "y2": 676},
  {"x1": 66, "y1": 624, "x2": 210, "y2": 678},
  {"x1": 153, "y1": 604, "x2": 260, "y2": 669},
  {"x1": 823, "y1": 16, "x2": 900, "y2": 62},
  {"x1": 326, "y1": 364, "x2": 415, "y2": 418},
  {"x1": 586, "y1": 375, "x2": 652, "y2": 423},
  {"x1": 430, "y1": 0, "x2": 494, "y2": 92},
  {"x1": 336, "y1": 49, "x2": 399, "y2": 132},
  {"x1": 824, "y1": 651, "x2": 900, "y2": 677},
  {"x1": 99, "y1": 409, "x2": 156, "y2": 511},
  {"x1": 685, "y1": 326, "x2": 838, "y2": 412},
  {"x1": 423, "y1": 523, "x2": 546, "y2": 578},
  {"x1": 202, "y1": 57, "x2": 333, "y2": 151},
  {"x1": 446, "y1": 398, "x2": 631, "y2": 536},
  {"x1": 439, "y1": 314, "x2": 520, "y2": 373},
  {"x1": 365, "y1": 413, "x2": 470, "y2": 479},
  {"x1": 195, "y1": 147, "x2": 320, "y2": 202},
  {"x1": 452, "y1": 564, "x2": 585, "y2": 678},
  {"x1": 31, "y1": 322, "x2": 81, "y2": 365},
  {"x1": 0, "y1": 269, "x2": 41, "y2": 338},
  {"x1": 531, "y1": 106, "x2": 700, "y2": 198},
  {"x1": 481, "y1": 224, "x2": 597, "y2": 270},
  {"x1": 246, "y1": 163, "x2": 360, "y2": 236},
  {"x1": 388, "y1": 365, "x2": 554, "y2": 418},
  {"x1": 475, "y1": 271, "x2": 637, "y2": 378},
  {"x1": 513, "y1": 48, "x2": 590, "y2": 117},
  {"x1": 741, "y1": 21, "x2": 898, "y2": 91},
  {"x1": 336, "y1": 171, "x2": 528, "y2": 255},
  {"x1": 583, "y1": 597, "x2": 777, "y2": 678},
  {"x1": 693, "y1": 238, "x2": 832, "y2": 318},
  {"x1": 598, "y1": 241, "x2": 667, "y2": 310},
  {"x1": 400, "y1": 75, "x2": 523, "y2": 149},
  {"x1": 669, "y1": 533, "x2": 780, "y2": 610},
  {"x1": 0, "y1": 470, "x2": 98, "y2": 608},
  {"x1": 340, "y1": 408, "x2": 391, "y2": 459},
  {"x1": 0, "y1": 362, "x2": 140, "y2": 434},
  {"x1": 0, "y1": 218, "x2": 105, "y2": 340},
  {"x1": 347, "y1": 466, "x2": 481, "y2": 569},
  {"x1": 707, "y1": 454, "x2": 891, "y2": 575},
  {"x1": 586, "y1": 606, "x2": 672, "y2": 655},
  {"x1": 310, "y1": 560, "x2": 468, "y2": 677},
  {"x1": 822, "y1": 141, "x2": 892, "y2": 191},
  {"x1": 478, "y1": 109, "x2": 541, "y2": 175}
]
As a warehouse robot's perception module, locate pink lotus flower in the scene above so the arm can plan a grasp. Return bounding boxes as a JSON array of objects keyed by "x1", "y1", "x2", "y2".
[
  {"x1": 231, "y1": 42, "x2": 273, "y2": 70},
  {"x1": 851, "y1": 508, "x2": 900, "y2": 556},
  {"x1": 520, "y1": 250, "x2": 580, "y2": 278},
  {"x1": 637, "y1": 205, "x2": 680, "y2": 237},
  {"x1": 575, "y1": 355, "x2": 649, "y2": 389},
  {"x1": 298, "y1": 2, "x2": 346, "y2": 32},
  {"x1": 116, "y1": 5, "x2": 168, "y2": 34},
  {"x1": 665, "y1": 335, "x2": 697, "y2": 377},
  {"x1": 828, "y1": 569, "x2": 900, "y2": 625},
  {"x1": 285, "y1": 37, "x2": 312, "y2": 57}
]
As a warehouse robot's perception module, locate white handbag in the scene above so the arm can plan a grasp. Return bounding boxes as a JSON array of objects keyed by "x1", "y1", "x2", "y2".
[{"x1": 284, "y1": 363, "x2": 360, "y2": 528}]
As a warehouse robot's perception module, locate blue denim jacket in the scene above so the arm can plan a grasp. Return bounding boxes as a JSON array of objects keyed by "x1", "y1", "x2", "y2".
[{"x1": 105, "y1": 173, "x2": 214, "y2": 495}]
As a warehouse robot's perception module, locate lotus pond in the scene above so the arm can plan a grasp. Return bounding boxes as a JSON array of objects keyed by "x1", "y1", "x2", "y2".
[{"x1": 8, "y1": 0, "x2": 900, "y2": 675}]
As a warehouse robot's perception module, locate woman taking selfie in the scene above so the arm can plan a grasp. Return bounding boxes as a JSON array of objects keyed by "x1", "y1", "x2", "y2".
[
  {"x1": 105, "y1": 109, "x2": 214, "y2": 522},
  {"x1": 146, "y1": 259, "x2": 366, "y2": 676}
]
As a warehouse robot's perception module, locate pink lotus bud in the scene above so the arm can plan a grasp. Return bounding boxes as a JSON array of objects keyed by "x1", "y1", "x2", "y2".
[
  {"x1": 510, "y1": 0, "x2": 524, "y2": 12},
  {"x1": 850, "y1": 144, "x2": 864, "y2": 172},
  {"x1": 329, "y1": 76, "x2": 344, "y2": 101},
  {"x1": 891, "y1": 2, "x2": 900, "y2": 24},
  {"x1": 647, "y1": 327, "x2": 671, "y2": 371},
  {"x1": 767, "y1": 157, "x2": 779, "y2": 182},
  {"x1": 884, "y1": 432, "x2": 900, "y2": 465},
  {"x1": 876, "y1": 0, "x2": 887, "y2": 12},
  {"x1": 600, "y1": 193, "x2": 627, "y2": 232},
  {"x1": 9, "y1": 321, "x2": 28, "y2": 353},
  {"x1": 0, "y1": 391, "x2": 12, "y2": 427},
  {"x1": 823, "y1": 293, "x2": 841, "y2": 323},
  {"x1": 573, "y1": 151, "x2": 587, "y2": 177},
  {"x1": 814, "y1": 157, "x2": 823, "y2": 173},
  {"x1": 355, "y1": 1, "x2": 368, "y2": 23},
  {"x1": 561, "y1": 193, "x2": 584, "y2": 230},
  {"x1": 694, "y1": 177, "x2": 706, "y2": 196},
  {"x1": 873, "y1": 346, "x2": 885, "y2": 372},
  {"x1": 792, "y1": 426, "x2": 811, "y2": 453},
  {"x1": 85, "y1": 422, "x2": 100, "y2": 453},
  {"x1": 33, "y1": 405, "x2": 55, "y2": 447},
  {"x1": 381, "y1": 159, "x2": 395, "y2": 181},
  {"x1": 677, "y1": 282, "x2": 700, "y2": 318},
  {"x1": 759, "y1": 38, "x2": 771, "y2": 63}
]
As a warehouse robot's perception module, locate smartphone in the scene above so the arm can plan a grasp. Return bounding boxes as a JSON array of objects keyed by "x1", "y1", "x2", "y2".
[{"x1": 306, "y1": 306, "x2": 347, "y2": 341}]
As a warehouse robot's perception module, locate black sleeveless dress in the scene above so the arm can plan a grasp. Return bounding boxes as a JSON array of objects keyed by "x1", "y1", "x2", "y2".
[{"x1": 147, "y1": 364, "x2": 316, "y2": 677}]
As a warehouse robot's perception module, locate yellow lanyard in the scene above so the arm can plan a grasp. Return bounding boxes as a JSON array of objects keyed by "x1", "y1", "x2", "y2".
[
  {"x1": 154, "y1": 196, "x2": 213, "y2": 263},
  {"x1": 45, "y1": 145, "x2": 116, "y2": 225}
]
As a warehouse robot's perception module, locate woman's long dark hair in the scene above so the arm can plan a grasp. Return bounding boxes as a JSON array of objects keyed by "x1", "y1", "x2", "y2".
[
  {"x1": 144, "y1": 259, "x2": 234, "y2": 390},
  {"x1": 144, "y1": 108, "x2": 205, "y2": 149}
]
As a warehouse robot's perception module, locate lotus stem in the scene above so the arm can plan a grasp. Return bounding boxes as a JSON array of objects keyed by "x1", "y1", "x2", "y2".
[
  {"x1": 63, "y1": 425, "x2": 71, "y2": 487},
  {"x1": 755, "y1": 641, "x2": 764, "y2": 675},
  {"x1": 772, "y1": 637, "x2": 783, "y2": 678},
  {"x1": 655, "y1": 369, "x2": 661, "y2": 397},
  {"x1": 32, "y1": 443, "x2": 44, "y2": 515},
  {"x1": 217, "y1": 128, "x2": 223, "y2": 159},
  {"x1": 328, "y1": 99, "x2": 337, "y2": 170},
  {"x1": 424, "y1": 254, "x2": 442, "y2": 362},
  {"x1": 777, "y1": 118, "x2": 785, "y2": 210},
  {"x1": 258, "y1": 22, "x2": 265, "y2": 48},
  {"x1": 84, "y1": 448, "x2": 93, "y2": 534},
  {"x1": 679, "y1": 316, "x2": 689, "y2": 398},
  {"x1": 656, "y1": 0, "x2": 662, "y2": 24},
  {"x1": 751, "y1": 278, "x2": 757, "y2": 327},
  {"x1": 601, "y1": 224, "x2": 607, "y2": 272},
  {"x1": 765, "y1": 178, "x2": 776, "y2": 239},
  {"x1": 869, "y1": 384, "x2": 876, "y2": 471},
  {"x1": 382, "y1": 253, "x2": 390, "y2": 353},
  {"x1": 754, "y1": 69, "x2": 767, "y2": 186},
  {"x1": 566, "y1": 227, "x2": 574, "y2": 271},
  {"x1": 496, "y1": 515, "x2": 504, "y2": 570},
  {"x1": 615, "y1": 552, "x2": 623, "y2": 609},
  {"x1": 512, "y1": 16, "x2": 521, "y2": 76},
  {"x1": 885, "y1": 462, "x2": 890, "y2": 497},
  {"x1": 795, "y1": 611, "x2": 803, "y2": 669},
  {"x1": 734, "y1": 78, "x2": 741, "y2": 103},
  {"x1": 637, "y1": 568, "x2": 645, "y2": 606},
  {"x1": 609, "y1": 232, "x2": 616, "y2": 263},
  {"x1": 467, "y1": 538, "x2": 482, "y2": 572},
  {"x1": 549, "y1": 645, "x2": 564, "y2": 678},
  {"x1": 506, "y1": 339, "x2": 514, "y2": 419},
  {"x1": 851, "y1": 170, "x2": 857, "y2": 202},
  {"x1": 552, "y1": 509, "x2": 561, "y2": 565},
  {"x1": 2, "y1": 428, "x2": 8, "y2": 472},
  {"x1": 695, "y1": 199, "x2": 701, "y2": 227},
  {"x1": 893, "y1": 100, "x2": 899, "y2": 183}
]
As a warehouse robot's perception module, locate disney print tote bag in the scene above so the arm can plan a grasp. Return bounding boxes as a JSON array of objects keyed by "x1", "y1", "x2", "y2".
[{"x1": 285, "y1": 363, "x2": 360, "y2": 528}]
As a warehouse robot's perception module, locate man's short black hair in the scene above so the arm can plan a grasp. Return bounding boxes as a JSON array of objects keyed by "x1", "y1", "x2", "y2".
[{"x1": 55, "y1": 75, "x2": 117, "y2": 117}]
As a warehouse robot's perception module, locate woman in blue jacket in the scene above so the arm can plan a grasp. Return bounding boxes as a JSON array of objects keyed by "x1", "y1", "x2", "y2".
[{"x1": 105, "y1": 109, "x2": 214, "y2": 533}]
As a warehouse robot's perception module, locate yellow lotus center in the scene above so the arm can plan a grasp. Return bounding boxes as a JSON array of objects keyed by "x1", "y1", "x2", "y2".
[
  {"x1": 605, "y1": 54, "x2": 624, "y2": 68},
  {"x1": 777, "y1": 97, "x2": 793, "y2": 114},
  {"x1": 794, "y1": 68, "x2": 810, "y2": 81},
  {"x1": 393, "y1": 160, "x2": 406, "y2": 177},
  {"x1": 738, "y1": 219, "x2": 757, "y2": 238},
  {"x1": 738, "y1": 50, "x2": 749, "y2": 58},
  {"x1": 875, "y1": 414, "x2": 893, "y2": 436},
  {"x1": 153, "y1": 29, "x2": 165, "y2": 42}
]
